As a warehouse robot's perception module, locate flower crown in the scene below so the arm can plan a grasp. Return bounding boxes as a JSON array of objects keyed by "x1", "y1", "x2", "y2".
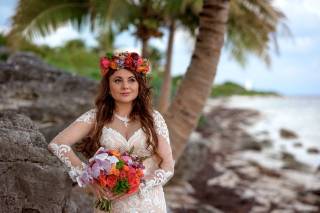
[{"x1": 100, "y1": 52, "x2": 151, "y2": 76}]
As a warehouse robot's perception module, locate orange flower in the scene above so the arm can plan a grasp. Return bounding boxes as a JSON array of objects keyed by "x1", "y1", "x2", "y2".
[
  {"x1": 110, "y1": 165, "x2": 120, "y2": 176},
  {"x1": 136, "y1": 169, "x2": 143, "y2": 178},
  {"x1": 110, "y1": 150, "x2": 121, "y2": 158},
  {"x1": 123, "y1": 165, "x2": 129, "y2": 172},
  {"x1": 110, "y1": 61, "x2": 118, "y2": 69},
  {"x1": 98, "y1": 173, "x2": 107, "y2": 187}
]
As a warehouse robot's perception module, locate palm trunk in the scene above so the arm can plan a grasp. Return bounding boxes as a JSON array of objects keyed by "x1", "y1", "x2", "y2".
[
  {"x1": 141, "y1": 38, "x2": 149, "y2": 58},
  {"x1": 164, "y1": 0, "x2": 230, "y2": 160},
  {"x1": 158, "y1": 19, "x2": 176, "y2": 113}
]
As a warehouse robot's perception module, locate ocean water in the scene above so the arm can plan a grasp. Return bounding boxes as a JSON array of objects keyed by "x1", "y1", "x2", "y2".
[{"x1": 207, "y1": 96, "x2": 320, "y2": 169}]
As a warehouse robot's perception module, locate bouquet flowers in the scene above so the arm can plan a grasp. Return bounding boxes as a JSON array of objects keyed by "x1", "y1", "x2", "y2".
[{"x1": 77, "y1": 146, "x2": 146, "y2": 212}]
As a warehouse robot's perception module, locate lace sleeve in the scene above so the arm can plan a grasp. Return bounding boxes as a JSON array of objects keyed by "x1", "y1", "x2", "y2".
[
  {"x1": 139, "y1": 110, "x2": 175, "y2": 195},
  {"x1": 75, "y1": 108, "x2": 96, "y2": 124},
  {"x1": 48, "y1": 109, "x2": 95, "y2": 183}
]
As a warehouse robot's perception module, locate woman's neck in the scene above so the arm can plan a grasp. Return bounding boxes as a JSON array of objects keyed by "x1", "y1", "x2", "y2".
[{"x1": 114, "y1": 102, "x2": 133, "y2": 117}]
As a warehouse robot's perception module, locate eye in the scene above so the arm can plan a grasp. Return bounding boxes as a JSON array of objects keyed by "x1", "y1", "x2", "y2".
[
  {"x1": 114, "y1": 79, "x2": 122, "y2": 83},
  {"x1": 129, "y1": 78, "x2": 136, "y2": 82}
]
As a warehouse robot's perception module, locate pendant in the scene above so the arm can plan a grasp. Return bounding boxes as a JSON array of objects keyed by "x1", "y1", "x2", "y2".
[{"x1": 114, "y1": 113, "x2": 130, "y2": 127}]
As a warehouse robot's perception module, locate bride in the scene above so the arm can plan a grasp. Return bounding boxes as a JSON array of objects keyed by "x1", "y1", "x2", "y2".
[{"x1": 48, "y1": 52, "x2": 175, "y2": 212}]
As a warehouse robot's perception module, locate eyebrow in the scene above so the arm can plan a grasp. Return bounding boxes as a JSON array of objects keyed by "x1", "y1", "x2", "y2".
[{"x1": 114, "y1": 76, "x2": 136, "y2": 79}]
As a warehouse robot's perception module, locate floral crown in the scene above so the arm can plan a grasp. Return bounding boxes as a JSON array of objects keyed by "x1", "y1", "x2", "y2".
[{"x1": 99, "y1": 52, "x2": 151, "y2": 76}]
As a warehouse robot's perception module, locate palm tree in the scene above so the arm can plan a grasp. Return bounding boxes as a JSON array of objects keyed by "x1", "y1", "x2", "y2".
[
  {"x1": 158, "y1": 0, "x2": 287, "y2": 113},
  {"x1": 165, "y1": 0, "x2": 230, "y2": 160},
  {"x1": 158, "y1": 0, "x2": 202, "y2": 113},
  {"x1": 8, "y1": 0, "x2": 166, "y2": 58}
]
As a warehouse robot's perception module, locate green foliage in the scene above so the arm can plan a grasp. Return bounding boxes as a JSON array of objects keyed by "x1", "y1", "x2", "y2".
[
  {"x1": 0, "y1": 33, "x2": 7, "y2": 46},
  {"x1": 197, "y1": 114, "x2": 208, "y2": 129},
  {"x1": 112, "y1": 180, "x2": 130, "y2": 194},
  {"x1": 116, "y1": 160, "x2": 125, "y2": 169},
  {"x1": 211, "y1": 81, "x2": 278, "y2": 97}
]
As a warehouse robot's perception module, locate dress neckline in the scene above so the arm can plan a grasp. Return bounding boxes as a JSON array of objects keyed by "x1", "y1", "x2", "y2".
[{"x1": 102, "y1": 126, "x2": 143, "y2": 143}]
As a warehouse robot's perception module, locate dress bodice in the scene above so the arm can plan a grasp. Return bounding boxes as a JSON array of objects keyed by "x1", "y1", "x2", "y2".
[{"x1": 100, "y1": 126, "x2": 158, "y2": 176}]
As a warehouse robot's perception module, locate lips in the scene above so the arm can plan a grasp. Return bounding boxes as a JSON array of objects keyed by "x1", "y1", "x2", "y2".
[{"x1": 120, "y1": 92, "x2": 130, "y2": 96}]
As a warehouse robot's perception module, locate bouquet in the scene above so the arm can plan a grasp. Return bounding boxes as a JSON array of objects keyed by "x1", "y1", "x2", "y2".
[{"x1": 77, "y1": 146, "x2": 146, "y2": 212}]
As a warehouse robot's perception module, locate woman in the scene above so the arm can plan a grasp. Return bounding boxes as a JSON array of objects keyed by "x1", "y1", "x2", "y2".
[{"x1": 48, "y1": 52, "x2": 175, "y2": 212}]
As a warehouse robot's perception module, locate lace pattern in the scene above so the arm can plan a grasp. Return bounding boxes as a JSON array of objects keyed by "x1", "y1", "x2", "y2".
[
  {"x1": 153, "y1": 110, "x2": 170, "y2": 144},
  {"x1": 75, "y1": 108, "x2": 96, "y2": 124},
  {"x1": 139, "y1": 169, "x2": 173, "y2": 196},
  {"x1": 48, "y1": 143, "x2": 86, "y2": 181}
]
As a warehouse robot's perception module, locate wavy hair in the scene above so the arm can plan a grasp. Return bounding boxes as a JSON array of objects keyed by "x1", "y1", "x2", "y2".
[{"x1": 75, "y1": 69, "x2": 162, "y2": 166}]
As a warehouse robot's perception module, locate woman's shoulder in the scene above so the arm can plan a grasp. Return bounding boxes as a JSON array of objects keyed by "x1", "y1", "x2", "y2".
[{"x1": 75, "y1": 108, "x2": 97, "y2": 124}]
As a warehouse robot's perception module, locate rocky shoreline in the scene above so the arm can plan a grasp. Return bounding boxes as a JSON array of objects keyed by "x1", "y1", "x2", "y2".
[{"x1": 166, "y1": 102, "x2": 320, "y2": 213}]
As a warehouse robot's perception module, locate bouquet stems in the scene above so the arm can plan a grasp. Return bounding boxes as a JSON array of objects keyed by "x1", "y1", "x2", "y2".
[{"x1": 95, "y1": 197, "x2": 112, "y2": 212}]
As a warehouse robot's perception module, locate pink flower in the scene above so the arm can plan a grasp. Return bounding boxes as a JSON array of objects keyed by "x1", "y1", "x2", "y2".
[{"x1": 100, "y1": 57, "x2": 110, "y2": 76}]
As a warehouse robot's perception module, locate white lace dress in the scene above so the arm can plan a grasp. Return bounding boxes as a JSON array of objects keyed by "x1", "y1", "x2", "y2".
[{"x1": 48, "y1": 109, "x2": 175, "y2": 213}]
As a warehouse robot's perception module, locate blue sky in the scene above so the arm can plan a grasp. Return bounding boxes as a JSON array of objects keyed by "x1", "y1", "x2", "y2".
[{"x1": 1, "y1": 0, "x2": 319, "y2": 96}]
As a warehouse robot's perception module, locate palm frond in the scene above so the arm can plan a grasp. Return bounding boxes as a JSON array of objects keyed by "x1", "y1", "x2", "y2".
[
  {"x1": 225, "y1": 0, "x2": 289, "y2": 66},
  {"x1": 9, "y1": 0, "x2": 92, "y2": 41}
]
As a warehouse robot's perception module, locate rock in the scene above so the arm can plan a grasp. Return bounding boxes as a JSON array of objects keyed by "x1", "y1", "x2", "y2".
[
  {"x1": 196, "y1": 106, "x2": 261, "y2": 153},
  {"x1": 293, "y1": 142, "x2": 303, "y2": 148},
  {"x1": 207, "y1": 171, "x2": 241, "y2": 188},
  {"x1": 0, "y1": 111, "x2": 92, "y2": 213},
  {"x1": 280, "y1": 128, "x2": 298, "y2": 139},
  {"x1": 241, "y1": 139, "x2": 263, "y2": 151},
  {"x1": 306, "y1": 147, "x2": 320, "y2": 154},
  {"x1": 172, "y1": 138, "x2": 212, "y2": 182},
  {"x1": 260, "y1": 139, "x2": 273, "y2": 148},
  {"x1": 0, "y1": 52, "x2": 98, "y2": 141},
  {"x1": 280, "y1": 151, "x2": 310, "y2": 171}
]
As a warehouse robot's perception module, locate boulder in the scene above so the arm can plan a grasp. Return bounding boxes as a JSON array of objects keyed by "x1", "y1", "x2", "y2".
[
  {"x1": 0, "y1": 111, "x2": 93, "y2": 213},
  {"x1": 0, "y1": 52, "x2": 98, "y2": 141},
  {"x1": 280, "y1": 128, "x2": 298, "y2": 139}
]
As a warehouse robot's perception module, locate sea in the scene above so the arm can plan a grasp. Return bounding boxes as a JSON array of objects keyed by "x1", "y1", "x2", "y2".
[{"x1": 206, "y1": 96, "x2": 320, "y2": 170}]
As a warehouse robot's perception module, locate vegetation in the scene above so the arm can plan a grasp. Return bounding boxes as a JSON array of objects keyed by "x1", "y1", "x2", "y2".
[{"x1": 211, "y1": 81, "x2": 278, "y2": 97}]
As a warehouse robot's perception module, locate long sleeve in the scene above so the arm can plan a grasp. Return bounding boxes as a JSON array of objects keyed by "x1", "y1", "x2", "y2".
[
  {"x1": 48, "y1": 109, "x2": 96, "y2": 182},
  {"x1": 139, "y1": 110, "x2": 175, "y2": 195}
]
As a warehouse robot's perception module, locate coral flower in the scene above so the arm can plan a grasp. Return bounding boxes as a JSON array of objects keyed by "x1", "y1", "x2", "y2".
[
  {"x1": 110, "y1": 165, "x2": 120, "y2": 176},
  {"x1": 105, "y1": 175, "x2": 118, "y2": 188}
]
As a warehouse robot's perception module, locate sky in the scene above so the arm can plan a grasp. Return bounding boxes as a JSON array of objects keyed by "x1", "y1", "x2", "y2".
[{"x1": 0, "y1": 0, "x2": 319, "y2": 96}]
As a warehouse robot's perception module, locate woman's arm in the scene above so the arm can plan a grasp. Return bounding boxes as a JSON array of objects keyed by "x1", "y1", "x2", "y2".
[
  {"x1": 139, "y1": 110, "x2": 175, "y2": 195},
  {"x1": 48, "y1": 109, "x2": 96, "y2": 182}
]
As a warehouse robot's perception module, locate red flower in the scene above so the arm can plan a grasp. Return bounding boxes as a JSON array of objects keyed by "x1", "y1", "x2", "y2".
[
  {"x1": 100, "y1": 57, "x2": 110, "y2": 76},
  {"x1": 119, "y1": 170, "x2": 127, "y2": 179},
  {"x1": 124, "y1": 56, "x2": 133, "y2": 68},
  {"x1": 130, "y1": 52, "x2": 139, "y2": 61},
  {"x1": 105, "y1": 175, "x2": 118, "y2": 188},
  {"x1": 98, "y1": 173, "x2": 107, "y2": 187}
]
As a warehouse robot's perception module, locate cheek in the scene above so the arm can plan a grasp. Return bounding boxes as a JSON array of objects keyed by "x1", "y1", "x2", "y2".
[
  {"x1": 109, "y1": 83, "x2": 119, "y2": 94},
  {"x1": 133, "y1": 83, "x2": 139, "y2": 93}
]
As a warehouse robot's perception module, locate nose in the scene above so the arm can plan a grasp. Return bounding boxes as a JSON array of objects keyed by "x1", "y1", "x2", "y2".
[{"x1": 122, "y1": 81, "x2": 129, "y2": 89}]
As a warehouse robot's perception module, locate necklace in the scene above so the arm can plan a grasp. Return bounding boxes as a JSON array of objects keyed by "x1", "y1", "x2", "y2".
[{"x1": 114, "y1": 113, "x2": 130, "y2": 127}]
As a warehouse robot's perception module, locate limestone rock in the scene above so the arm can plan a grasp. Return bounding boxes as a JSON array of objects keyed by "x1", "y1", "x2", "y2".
[
  {"x1": 0, "y1": 111, "x2": 93, "y2": 213},
  {"x1": 0, "y1": 52, "x2": 98, "y2": 141}
]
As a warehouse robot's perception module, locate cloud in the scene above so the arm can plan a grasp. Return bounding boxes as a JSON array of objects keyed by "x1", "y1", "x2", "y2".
[
  {"x1": 273, "y1": 0, "x2": 320, "y2": 30},
  {"x1": 33, "y1": 23, "x2": 97, "y2": 47}
]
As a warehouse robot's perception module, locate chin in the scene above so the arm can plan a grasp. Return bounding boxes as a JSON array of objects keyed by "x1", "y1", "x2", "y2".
[{"x1": 115, "y1": 97, "x2": 136, "y2": 103}]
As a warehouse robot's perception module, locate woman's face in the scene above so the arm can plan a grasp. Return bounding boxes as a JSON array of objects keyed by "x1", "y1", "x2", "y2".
[{"x1": 109, "y1": 69, "x2": 139, "y2": 104}]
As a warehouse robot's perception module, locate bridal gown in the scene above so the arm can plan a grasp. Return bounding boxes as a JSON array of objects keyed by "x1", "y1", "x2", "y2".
[{"x1": 48, "y1": 109, "x2": 175, "y2": 213}]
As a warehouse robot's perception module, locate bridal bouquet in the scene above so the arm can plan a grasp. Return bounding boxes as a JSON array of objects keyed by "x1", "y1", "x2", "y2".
[{"x1": 77, "y1": 146, "x2": 145, "y2": 212}]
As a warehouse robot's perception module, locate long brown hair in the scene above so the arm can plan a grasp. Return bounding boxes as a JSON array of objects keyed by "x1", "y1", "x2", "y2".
[{"x1": 76, "y1": 68, "x2": 162, "y2": 165}]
